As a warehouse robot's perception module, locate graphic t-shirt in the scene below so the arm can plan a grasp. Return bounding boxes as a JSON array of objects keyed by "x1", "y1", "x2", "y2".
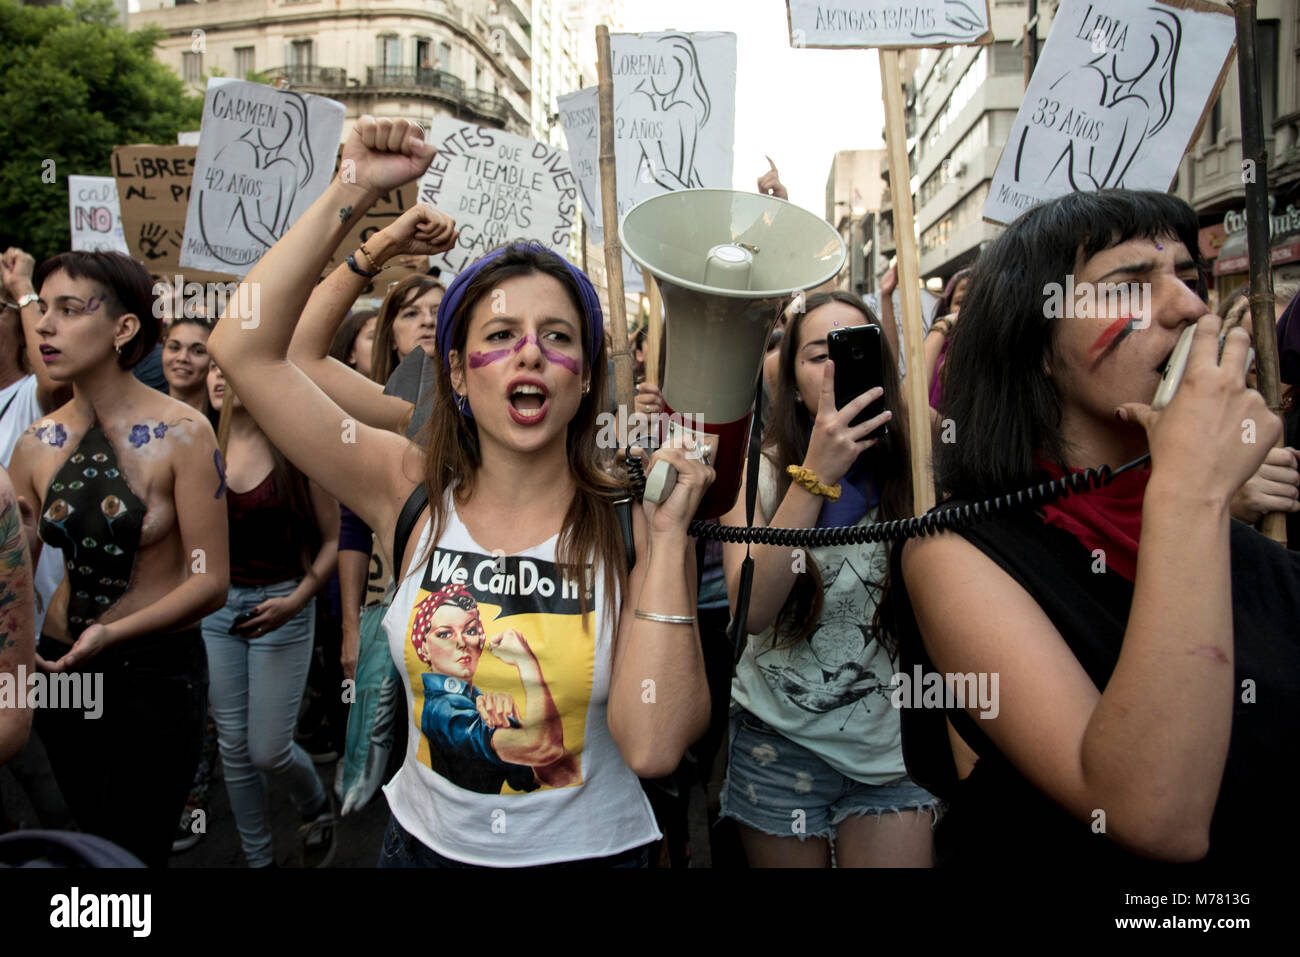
[
  {"x1": 381, "y1": 498, "x2": 659, "y2": 866},
  {"x1": 731, "y1": 456, "x2": 907, "y2": 785}
]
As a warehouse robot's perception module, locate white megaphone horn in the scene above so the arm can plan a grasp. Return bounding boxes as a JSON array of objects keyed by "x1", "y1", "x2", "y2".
[{"x1": 620, "y1": 189, "x2": 846, "y2": 519}]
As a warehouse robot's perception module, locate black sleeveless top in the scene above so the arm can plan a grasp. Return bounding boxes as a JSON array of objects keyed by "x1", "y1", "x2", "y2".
[{"x1": 888, "y1": 507, "x2": 1300, "y2": 869}]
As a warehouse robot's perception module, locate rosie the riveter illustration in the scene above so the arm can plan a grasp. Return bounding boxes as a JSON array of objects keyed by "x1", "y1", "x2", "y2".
[{"x1": 409, "y1": 583, "x2": 580, "y2": 794}]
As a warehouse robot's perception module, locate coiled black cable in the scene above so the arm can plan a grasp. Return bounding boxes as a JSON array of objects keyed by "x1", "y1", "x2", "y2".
[{"x1": 624, "y1": 450, "x2": 1152, "y2": 545}]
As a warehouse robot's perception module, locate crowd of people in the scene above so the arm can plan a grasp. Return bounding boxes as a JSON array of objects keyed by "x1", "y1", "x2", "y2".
[{"x1": 0, "y1": 116, "x2": 1298, "y2": 869}]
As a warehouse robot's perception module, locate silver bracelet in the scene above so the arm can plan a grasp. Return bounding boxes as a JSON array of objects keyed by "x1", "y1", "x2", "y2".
[{"x1": 634, "y1": 609, "x2": 696, "y2": 625}]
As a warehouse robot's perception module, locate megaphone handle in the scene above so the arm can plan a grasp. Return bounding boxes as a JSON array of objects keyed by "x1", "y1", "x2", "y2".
[{"x1": 644, "y1": 458, "x2": 678, "y2": 505}]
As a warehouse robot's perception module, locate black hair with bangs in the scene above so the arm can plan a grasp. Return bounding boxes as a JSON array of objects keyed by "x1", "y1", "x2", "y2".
[{"x1": 935, "y1": 189, "x2": 1206, "y2": 500}]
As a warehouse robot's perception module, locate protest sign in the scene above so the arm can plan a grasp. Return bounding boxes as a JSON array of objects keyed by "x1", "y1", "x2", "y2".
[
  {"x1": 68, "y1": 175, "x2": 128, "y2": 254},
  {"x1": 559, "y1": 32, "x2": 737, "y2": 292},
  {"x1": 177, "y1": 131, "x2": 201, "y2": 146},
  {"x1": 983, "y1": 0, "x2": 1236, "y2": 225},
  {"x1": 113, "y1": 145, "x2": 198, "y2": 272},
  {"x1": 557, "y1": 87, "x2": 601, "y2": 239},
  {"x1": 418, "y1": 116, "x2": 578, "y2": 276},
  {"x1": 786, "y1": 0, "x2": 992, "y2": 48},
  {"x1": 180, "y1": 77, "x2": 345, "y2": 276}
]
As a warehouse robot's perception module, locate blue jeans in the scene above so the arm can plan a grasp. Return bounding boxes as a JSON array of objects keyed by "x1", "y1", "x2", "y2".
[
  {"x1": 202, "y1": 579, "x2": 325, "y2": 867},
  {"x1": 720, "y1": 708, "x2": 940, "y2": 841},
  {"x1": 377, "y1": 814, "x2": 651, "y2": 869}
]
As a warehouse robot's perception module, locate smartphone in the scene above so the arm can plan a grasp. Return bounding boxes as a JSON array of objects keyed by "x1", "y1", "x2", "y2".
[
  {"x1": 827, "y1": 324, "x2": 888, "y2": 437},
  {"x1": 1152, "y1": 325, "x2": 1255, "y2": 411},
  {"x1": 229, "y1": 610, "x2": 258, "y2": 636}
]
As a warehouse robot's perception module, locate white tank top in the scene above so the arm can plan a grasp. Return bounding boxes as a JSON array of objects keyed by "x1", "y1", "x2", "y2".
[{"x1": 381, "y1": 496, "x2": 659, "y2": 865}]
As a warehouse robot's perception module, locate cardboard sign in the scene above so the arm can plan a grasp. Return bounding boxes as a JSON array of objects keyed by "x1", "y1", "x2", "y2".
[
  {"x1": 180, "y1": 77, "x2": 345, "y2": 276},
  {"x1": 786, "y1": 0, "x2": 992, "y2": 48},
  {"x1": 559, "y1": 32, "x2": 738, "y2": 293},
  {"x1": 417, "y1": 116, "x2": 578, "y2": 276},
  {"x1": 113, "y1": 145, "x2": 199, "y2": 273},
  {"x1": 68, "y1": 175, "x2": 129, "y2": 254},
  {"x1": 983, "y1": 0, "x2": 1236, "y2": 225}
]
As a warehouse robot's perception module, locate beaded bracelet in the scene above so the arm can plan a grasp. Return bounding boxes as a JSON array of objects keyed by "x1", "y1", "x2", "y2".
[
  {"x1": 786, "y1": 465, "x2": 841, "y2": 502},
  {"x1": 345, "y1": 253, "x2": 379, "y2": 279}
]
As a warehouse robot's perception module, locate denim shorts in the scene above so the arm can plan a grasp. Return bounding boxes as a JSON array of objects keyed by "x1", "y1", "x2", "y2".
[
  {"x1": 720, "y1": 708, "x2": 940, "y2": 841},
  {"x1": 377, "y1": 814, "x2": 652, "y2": 869}
]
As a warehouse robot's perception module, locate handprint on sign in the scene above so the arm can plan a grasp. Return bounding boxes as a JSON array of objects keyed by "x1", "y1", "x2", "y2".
[{"x1": 137, "y1": 223, "x2": 178, "y2": 260}]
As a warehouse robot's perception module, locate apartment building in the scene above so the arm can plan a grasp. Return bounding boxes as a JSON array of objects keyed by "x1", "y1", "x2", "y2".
[{"x1": 130, "y1": 0, "x2": 536, "y2": 137}]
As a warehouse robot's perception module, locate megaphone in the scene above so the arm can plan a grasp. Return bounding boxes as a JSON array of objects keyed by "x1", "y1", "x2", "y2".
[{"x1": 620, "y1": 188, "x2": 846, "y2": 519}]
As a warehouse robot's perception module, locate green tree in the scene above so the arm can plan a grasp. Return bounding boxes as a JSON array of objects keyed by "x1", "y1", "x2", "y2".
[{"x1": 0, "y1": 0, "x2": 203, "y2": 258}]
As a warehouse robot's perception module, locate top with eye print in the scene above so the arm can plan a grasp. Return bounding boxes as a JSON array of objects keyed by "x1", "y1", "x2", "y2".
[{"x1": 38, "y1": 421, "x2": 145, "y2": 638}]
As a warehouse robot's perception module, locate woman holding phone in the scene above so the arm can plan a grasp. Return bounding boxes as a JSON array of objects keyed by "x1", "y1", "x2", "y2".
[
  {"x1": 208, "y1": 116, "x2": 714, "y2": 868},
  {"x1": 719, "y1": 291, "x2": 937, "y2": 868}
]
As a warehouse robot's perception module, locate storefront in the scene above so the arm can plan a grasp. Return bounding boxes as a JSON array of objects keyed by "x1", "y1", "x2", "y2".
[{"x1": 1213, "y1": 201, "x2": 1300, "y2": 303}]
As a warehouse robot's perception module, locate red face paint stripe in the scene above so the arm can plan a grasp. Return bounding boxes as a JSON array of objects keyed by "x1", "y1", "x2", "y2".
[{"x1": 1088, "y1": 314, "x2": 1137, "y2": 362}]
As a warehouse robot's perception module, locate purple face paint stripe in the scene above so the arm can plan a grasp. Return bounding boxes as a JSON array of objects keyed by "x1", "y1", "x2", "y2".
[
  {"x1": 541, "y1": 344, "x2": 581, "y2": 374},
  {"x1": 468, "y1": 347, "x2": 513, "y2": 368},
  {"x1": 468, "y1": 333, "x2": 581, "y2": 374}
]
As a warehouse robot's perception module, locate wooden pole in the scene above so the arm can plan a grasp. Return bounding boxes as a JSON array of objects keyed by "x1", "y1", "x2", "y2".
[
  {"x1": 879, "y1": 49, "x2": 935, "y2": 515},
  {"x1": 596, "y1": 25, "x2": 635, "y2": 413},
  {"x1": 643, "y1": 267, "x2": 662, "y2": 387},
  {"x1": 1234, "y1": 0, "x2": 1286, "y2": 544}
]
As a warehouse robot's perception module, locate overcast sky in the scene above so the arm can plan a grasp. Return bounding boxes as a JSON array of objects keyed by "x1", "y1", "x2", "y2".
[{"x1": 621, "y1": 0, "x2": 886, "y2": 215}]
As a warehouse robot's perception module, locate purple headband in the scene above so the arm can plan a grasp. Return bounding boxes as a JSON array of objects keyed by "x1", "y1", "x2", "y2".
[{"x1": 434, "y1": 243, "x2": 605, "y2": 416}]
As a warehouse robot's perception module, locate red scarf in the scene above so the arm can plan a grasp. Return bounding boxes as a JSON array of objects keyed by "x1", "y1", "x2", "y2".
[{"x1": 1038, "y1": 460, "x2": 1151, "y2": 582}]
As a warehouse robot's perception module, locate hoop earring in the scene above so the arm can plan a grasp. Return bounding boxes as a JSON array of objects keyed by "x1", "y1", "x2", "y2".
[
  {"x1": 456, "y1": 393, "x2": 467, "y2": 414},
  {"x1": 582, "y1": 382, "x2": 590, "y2": 396}
]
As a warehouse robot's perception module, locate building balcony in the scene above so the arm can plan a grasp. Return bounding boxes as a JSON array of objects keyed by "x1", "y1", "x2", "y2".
[
  {"x1": 502, "y1": 53, "x2": 530, "y2": 94},
  {"x1": 495, "y1": 0, "x2": 532, "y2": 28},
  {"x1": 365, "y1": 66, "x2": 465, "y2": 106},
  {"x1": 265, "y1": 65, "x2": 349, "y2": 90},
  {"x1": 464, "y1": 89, "x2": 510, "y2": 124}
]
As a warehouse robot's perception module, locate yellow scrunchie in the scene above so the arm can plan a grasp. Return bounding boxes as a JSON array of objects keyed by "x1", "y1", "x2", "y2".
[{"x1": 786, "y1": 465, "x2": 842, "y2": 502}]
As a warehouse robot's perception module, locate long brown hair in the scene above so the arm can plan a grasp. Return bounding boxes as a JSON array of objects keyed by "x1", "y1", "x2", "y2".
[
  {"x1": 764, "y1": 291, "x2": 913, "y2": 646},
  {"x1": 371, "y1": 276, "x2": 443, "y2": 385},
  {"x1": 417, "y1": 245, "x2": 627, "y2": 622}
]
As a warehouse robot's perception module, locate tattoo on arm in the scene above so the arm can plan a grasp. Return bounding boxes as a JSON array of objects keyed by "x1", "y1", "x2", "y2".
[
  {"x1": 339, "y1": 206, "x2": 353, "y2": 224},
  {"x1": 0, "y1": 499, "x2": 32, "y2": 654}
]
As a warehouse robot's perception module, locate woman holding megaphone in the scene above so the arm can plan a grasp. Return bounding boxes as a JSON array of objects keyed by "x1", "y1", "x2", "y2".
[
  {"x1": 209, "y1": 116, "x2": 713, "y2": 868},
  {"x1": 719, "y1": 291, "x2": 938, "y2": 868}
]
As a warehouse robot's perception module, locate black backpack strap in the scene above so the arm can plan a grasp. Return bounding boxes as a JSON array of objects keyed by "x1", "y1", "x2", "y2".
[
  {"x1": 728, "y1": 381, "x2": 764, "y2": 665},
  {"x1": 613, "y1": 494, "x2": 636, "y2": 571},
  {"x1": 393, "y1": 483, "x2": 430, "y2": 579}
]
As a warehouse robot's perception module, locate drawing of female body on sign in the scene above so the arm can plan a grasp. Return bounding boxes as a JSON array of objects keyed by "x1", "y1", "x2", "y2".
[
  {"x1": 984, "y1": 0, "x2": 1235, "y2": 225},
  {"x1": 180, "y1": 78, "x2": 345, "y2": 275}
]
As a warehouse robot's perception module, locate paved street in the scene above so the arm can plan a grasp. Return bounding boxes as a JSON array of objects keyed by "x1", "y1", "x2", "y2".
[{"x1": 1, "y1": 748, "x2": 715, "y2": 868}]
